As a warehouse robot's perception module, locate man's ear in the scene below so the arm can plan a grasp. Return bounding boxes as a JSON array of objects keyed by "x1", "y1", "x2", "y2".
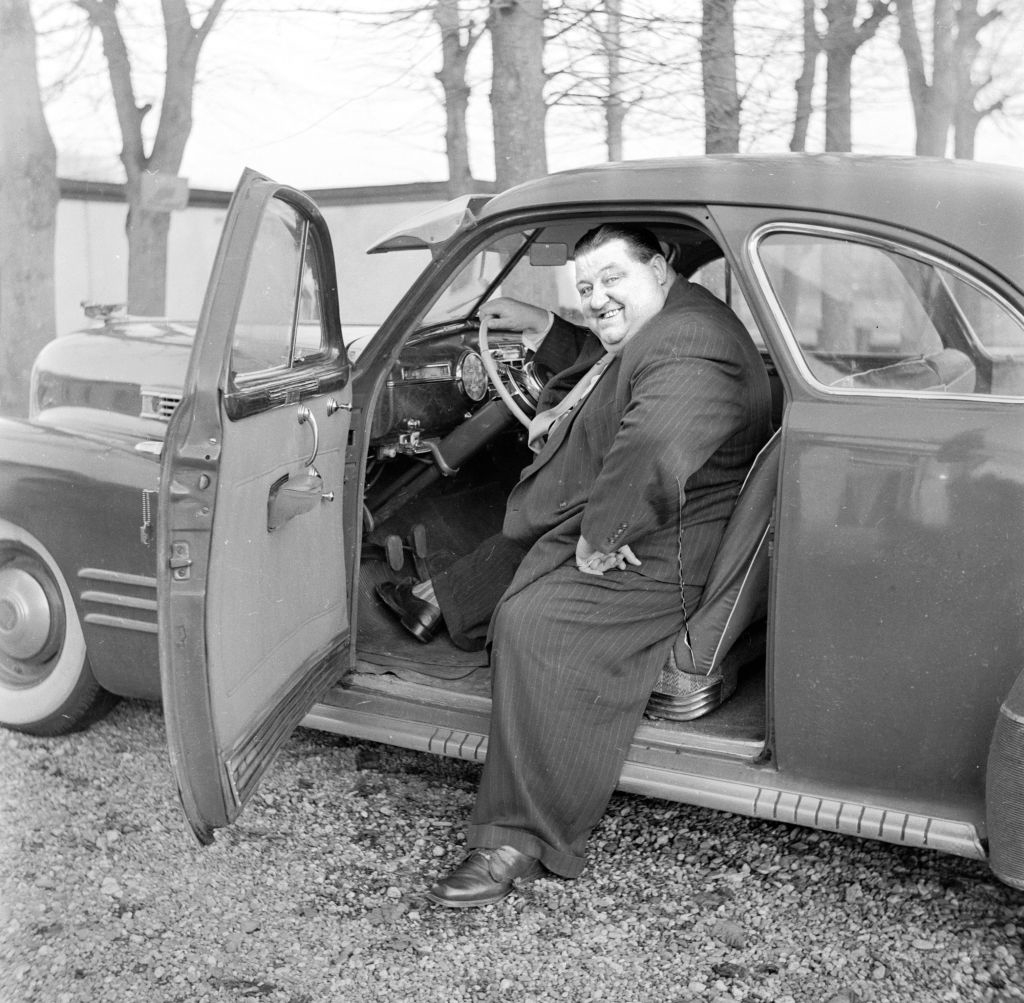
[{"x1": 651, "y1": 254, "x2": 669, "y2": 285}]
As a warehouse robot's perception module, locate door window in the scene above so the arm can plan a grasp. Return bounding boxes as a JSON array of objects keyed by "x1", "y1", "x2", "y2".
[
  {"x1": 231, "y1": 198, "x2": 328, "y2": 380},
  {"x1": 754, "y1": 229, "x2": 1024, "y2": 398}
]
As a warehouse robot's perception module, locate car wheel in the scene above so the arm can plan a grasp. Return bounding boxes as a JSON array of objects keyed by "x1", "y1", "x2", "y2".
[{"x1": 0, "y1": 522, "x2": 117, "y2": 736}]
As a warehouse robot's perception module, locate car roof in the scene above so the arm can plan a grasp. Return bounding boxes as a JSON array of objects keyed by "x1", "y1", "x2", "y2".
[{"x1": 479, "y1": 154, "x2": 1024, "y2": 292}]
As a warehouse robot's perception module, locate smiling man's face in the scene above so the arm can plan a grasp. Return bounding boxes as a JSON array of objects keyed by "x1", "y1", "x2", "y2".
[{"x1": 574, "y1": 238, "x2": 670, "y2": 354}]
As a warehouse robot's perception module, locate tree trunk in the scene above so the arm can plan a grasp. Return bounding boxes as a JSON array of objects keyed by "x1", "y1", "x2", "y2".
[
  {"x1": 952, "y1": 0, "x2": 1003, "y2": 160},
  {"x1": 0, "y1": 0, "x2": 59, "y2": 415},
  {"x1": 823, "y1": 0, "x2": 855, "y2": 151},
  {"x1": 791, "y1": 0, "x2": 820, "y2": 152},
  {"x1": 701, "y1": 0, "x2": 740, "y2": 153},
  {"x1": 76, "y1": 0, "x2": 225, "y2": 315},
  {"x1": 821, "y1": 0, "x2": 891, "y2": 153},
  {"x1": 604, "y1": 0, "x2": 626, "y2": 161},
  {"x1": 434, "y1": 0, "x2": 477, "y2": 197},
  {"x1": 896, "y1": 0, "x2": 957, "y2": 156},
  {"x1": 488, "y1": 0, "x2": 548, "y2": 190}
]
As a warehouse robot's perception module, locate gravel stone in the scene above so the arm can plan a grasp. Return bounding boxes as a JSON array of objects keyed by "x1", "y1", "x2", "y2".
[{"x1": 3, "y1": 699, "x2": 1024, "y2": 1002}]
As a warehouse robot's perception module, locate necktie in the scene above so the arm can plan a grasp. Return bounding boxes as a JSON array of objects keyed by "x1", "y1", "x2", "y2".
[{"x1": 527, "y1": 352, "x2": 614, "y2": 453}]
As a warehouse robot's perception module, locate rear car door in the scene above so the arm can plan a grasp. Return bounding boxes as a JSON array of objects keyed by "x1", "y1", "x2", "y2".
[
  {"x1": 721, "y1": 209, "x2": 1024, "y2": 821},
  {"x1": 158, "y1": 170, "x2": 353, "y2": 842}
]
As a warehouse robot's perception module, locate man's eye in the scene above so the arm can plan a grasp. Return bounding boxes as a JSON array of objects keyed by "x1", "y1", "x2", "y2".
[{"x1": 578, "y1": 286, "x2": 592, "y2": 297}]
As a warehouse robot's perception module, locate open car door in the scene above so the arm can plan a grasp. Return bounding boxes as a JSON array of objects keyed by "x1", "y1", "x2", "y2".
[{"x1": 158, "y1": 170, "x2": 353, "y2": 843}]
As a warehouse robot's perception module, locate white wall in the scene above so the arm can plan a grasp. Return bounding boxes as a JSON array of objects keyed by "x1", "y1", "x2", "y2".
[{"x1": 54, "y1": 191, "x2": 446, "y2": 341}]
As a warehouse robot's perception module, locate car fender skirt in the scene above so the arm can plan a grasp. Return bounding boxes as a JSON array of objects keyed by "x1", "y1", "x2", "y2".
[{"x1": 986, "y1": 670, "x2": 1024, "y2": 889}]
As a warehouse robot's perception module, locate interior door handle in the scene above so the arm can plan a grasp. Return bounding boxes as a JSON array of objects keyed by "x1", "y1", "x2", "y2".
[{"x1": 296, "y1": 406, "x2": 319, "y2": 466}]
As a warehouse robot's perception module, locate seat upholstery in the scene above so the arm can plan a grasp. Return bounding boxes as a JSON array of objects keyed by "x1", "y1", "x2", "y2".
[{"x1": 646, "y1": 429, "x2": 781, "y2": 721}]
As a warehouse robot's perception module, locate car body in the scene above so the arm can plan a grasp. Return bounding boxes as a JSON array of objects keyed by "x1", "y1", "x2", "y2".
[{"x1": 4, "y1": 155, "x2": 1024, "y2": 889}]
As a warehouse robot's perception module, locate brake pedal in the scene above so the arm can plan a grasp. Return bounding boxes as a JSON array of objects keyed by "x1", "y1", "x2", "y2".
[{"x1": 385, "y1": 534, "x2": 405, "y2": 572}]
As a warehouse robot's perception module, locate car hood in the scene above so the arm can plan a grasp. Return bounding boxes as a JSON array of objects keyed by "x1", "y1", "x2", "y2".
[{"x1": 32, "y1": 319, "x2": 197, "y2": 395}]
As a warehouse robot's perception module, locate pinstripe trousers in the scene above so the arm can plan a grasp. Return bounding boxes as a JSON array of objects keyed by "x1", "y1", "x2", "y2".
[{"x1": 466, "y1": 563, "x2": 703, "y2": 878}]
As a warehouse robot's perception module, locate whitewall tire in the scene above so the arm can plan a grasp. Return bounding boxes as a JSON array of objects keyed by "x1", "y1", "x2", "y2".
[{"x1": 0, "y1": 519, "x2": 115, "y2": 735}]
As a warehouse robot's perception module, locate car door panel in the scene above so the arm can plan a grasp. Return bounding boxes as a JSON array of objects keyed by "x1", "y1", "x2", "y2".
[
  {"x1": 159, "y1": 170, "x2": 351, "y2": 843},
  {"x1": 772, "y1": 399, "x2": 1024, "y2": 814}
]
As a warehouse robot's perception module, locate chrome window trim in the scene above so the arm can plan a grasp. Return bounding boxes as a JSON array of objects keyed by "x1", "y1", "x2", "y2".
[{"x1": 746, "y1": 221, "x2": 1024, "y2": 402}]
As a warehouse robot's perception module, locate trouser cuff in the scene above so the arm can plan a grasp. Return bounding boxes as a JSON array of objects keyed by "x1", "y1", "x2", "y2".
[{"x1": 466, "y1": 824, "x2": 586, "y2": 879}]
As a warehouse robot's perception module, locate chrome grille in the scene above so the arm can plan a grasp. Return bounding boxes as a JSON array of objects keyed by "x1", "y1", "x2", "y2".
[{"x1": 140, "y1": 388, "x2": 182, "y2": 422}]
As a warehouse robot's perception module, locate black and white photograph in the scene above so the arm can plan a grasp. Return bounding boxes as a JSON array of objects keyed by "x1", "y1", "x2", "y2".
[{"x1": 2, "y1": 2, "x2": 1024, "y2": 1000}]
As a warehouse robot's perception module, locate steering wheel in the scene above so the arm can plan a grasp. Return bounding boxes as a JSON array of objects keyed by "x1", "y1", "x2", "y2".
[{"x1": 477, "y1": 316, "x2": 542, "y2": 430}]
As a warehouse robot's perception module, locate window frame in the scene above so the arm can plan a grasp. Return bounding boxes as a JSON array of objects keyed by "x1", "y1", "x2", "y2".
[{"x1": 223, "y1": 191, "x2": 348, "y2": 421}]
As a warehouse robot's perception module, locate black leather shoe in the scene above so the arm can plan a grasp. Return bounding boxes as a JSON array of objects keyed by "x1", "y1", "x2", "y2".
[
  {"x1": 376, "y1": 581, "x2": 442, "y2": 643},
  {"x1": 426, "y1": 846, "x2": 544, "y2": 908}
]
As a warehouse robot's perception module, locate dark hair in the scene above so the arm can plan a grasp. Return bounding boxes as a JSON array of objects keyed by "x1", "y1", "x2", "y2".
[{"x1": 573, "y1": 223, "x2": 662, "y2": 263}]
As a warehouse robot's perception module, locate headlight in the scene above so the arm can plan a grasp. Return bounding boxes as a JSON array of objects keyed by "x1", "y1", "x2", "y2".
[{"x1": 457, "y1": 351, "x2": 488, "y2": 402}]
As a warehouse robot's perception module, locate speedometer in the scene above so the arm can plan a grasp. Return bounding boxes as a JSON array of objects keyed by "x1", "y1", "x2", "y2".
[{"x1": 457, "y1": 351, "x2": 488, "y2": 402}]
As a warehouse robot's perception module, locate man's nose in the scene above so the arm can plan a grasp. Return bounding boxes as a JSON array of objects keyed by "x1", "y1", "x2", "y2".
[{"x1": 589, "y1": 285, "x2": 608, "y2": 309}]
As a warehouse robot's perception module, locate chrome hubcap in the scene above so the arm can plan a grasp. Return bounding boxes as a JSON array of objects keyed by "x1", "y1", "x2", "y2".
[{"x1": 0, "y1": 565, "x2": 54, "y2": 684}]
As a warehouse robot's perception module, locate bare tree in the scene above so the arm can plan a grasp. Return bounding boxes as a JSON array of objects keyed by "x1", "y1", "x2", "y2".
[
  {"x1": 896, "y1": 0, "x2": 957, "y2": 155},
  {"x1": 702, "y1": 0, "x2": 740, "y2": 153},
  {"x1": 488, "y1": 0, "x2": 547, "y2": 189},
  {"x1": 789, "y1": 0, "x2": 892, "y2": 153},
  {"x1": 0, "y1": 0, "x2": 59, "y2": 413},
  {"x1": 952, "y1": 0, "x2": 1010, "y2": 158},
  {"x1": 821, "y1": 0, "x2": 892, "y2": 151},
  {"x1": 600, "y1": 0, "x2": 626, "y2": 160},
  {"x1": 544, "y1": 1, "x2": 683, "y2": 162},
  {"x1": 791, "y1": 0, "x2": 821, "y2": 151},
  {"x1": 433, "y1": 0, "x2": 488, "y2": 196},
  {"x1": 73, "y1": 0, "x2": 226, "y2": 315}
]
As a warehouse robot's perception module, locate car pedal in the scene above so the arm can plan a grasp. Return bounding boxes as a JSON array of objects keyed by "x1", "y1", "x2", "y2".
[
  {"x1": 410, "y1": 523, "x2": 430, "y2": 580},
  {"x1": 385, "y1": 534, "x2": 405, "y2": 572}
]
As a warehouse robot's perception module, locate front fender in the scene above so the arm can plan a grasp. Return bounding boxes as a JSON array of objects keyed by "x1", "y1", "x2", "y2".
[{"x1": 0, "y1": 416, "x2": 162, "y2": 698}]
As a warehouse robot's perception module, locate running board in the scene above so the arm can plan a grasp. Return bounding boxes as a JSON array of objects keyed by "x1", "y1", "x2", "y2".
[{"x1": 301, "y1": 686, "x2": 984, "y2": 862}]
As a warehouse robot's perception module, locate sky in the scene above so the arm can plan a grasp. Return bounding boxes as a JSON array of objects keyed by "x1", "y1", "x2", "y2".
[{"x1": 36, "y1": 0, "x2": 1024, "y2": 194}]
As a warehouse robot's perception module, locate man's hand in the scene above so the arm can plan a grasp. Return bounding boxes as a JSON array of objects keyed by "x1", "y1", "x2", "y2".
[
  {"x1": 575, "y1": 535, "x2": 641, "y2": 576},
  {"x1": 479, "y1": 297, "x2": 551, "y2": 337}
]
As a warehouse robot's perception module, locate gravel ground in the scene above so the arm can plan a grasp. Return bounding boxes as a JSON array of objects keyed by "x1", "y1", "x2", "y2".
[{"x1": 2, "y1": 699, "x2": 1023, "y2": 1003}]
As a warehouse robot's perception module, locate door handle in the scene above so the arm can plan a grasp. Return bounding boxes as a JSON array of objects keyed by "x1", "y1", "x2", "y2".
[{"x1": 296, "y1": 405, "x2": 319, "y2": 467}]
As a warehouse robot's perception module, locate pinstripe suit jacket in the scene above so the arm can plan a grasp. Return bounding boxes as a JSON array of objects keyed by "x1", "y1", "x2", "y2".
[{"x1": 501, "y1": 277, "x2": 773, "y2": 595}]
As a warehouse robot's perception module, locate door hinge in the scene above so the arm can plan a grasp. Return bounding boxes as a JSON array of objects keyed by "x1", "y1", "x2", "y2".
[{"x1": 169, "y1": 542, "x2": 192, "y2": 581}]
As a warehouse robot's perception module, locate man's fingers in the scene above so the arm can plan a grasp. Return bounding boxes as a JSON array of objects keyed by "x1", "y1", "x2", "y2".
[{"x1": 618, "y1": 545, "x2": 641, "y2": 566}]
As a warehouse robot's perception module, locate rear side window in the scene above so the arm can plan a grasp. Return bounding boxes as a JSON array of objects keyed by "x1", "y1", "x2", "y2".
[{"x1": 755, "y1": 228, "x2": 1024, "y2": 398}]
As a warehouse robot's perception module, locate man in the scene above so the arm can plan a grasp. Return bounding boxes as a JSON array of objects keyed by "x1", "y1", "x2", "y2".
[{"x1": 390, "y1": 223, "x2": 772, "y2": 905}]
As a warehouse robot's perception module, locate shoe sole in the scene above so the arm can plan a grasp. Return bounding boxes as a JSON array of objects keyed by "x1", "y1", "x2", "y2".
[{"x1": 423, "y1": 888, "x2": 513, "y2": 908}]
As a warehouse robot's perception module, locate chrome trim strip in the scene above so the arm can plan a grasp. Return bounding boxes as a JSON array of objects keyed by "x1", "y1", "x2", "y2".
[
  {"x1": 78, "y1": 568, "x2": 157, "y2": 589},
  {"x1": 83, "y1": 613, "x2": 158, "y2": 634},
  {"x1": 398, "y1": 363, "x2": 452, "y2": 382},
  {"x1": 81, "y1": 590, "x2": 157, "y2": 611}
]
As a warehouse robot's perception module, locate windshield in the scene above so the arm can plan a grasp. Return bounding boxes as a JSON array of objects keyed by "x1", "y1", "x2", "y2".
[{"x1": 421, "y1": 229, "x2": 581, "y2": 328}]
